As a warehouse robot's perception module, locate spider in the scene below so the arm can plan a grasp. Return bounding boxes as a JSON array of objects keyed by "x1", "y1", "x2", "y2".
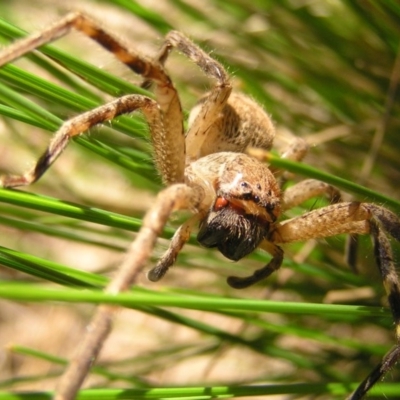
[{"x1": 0, "y1": 12, "x2": 400, "y2": 400}]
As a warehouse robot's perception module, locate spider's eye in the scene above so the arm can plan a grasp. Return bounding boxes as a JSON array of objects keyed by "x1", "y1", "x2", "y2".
[{"x1": 241, "y1": 192, "x2": 253, "y2": 201}]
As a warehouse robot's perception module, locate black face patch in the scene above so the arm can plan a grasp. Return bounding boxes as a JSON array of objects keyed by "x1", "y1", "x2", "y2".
[{"x1": 197, "y1": 207, "x2": 268, "y2": 261}]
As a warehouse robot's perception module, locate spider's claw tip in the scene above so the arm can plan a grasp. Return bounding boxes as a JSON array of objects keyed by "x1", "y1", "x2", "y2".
[
  {"x1": 147, "y1": 265, "x2": 167, "y2": 282},
  {"x1": 147, "y1": 268, "x2": 161, "y2": 282},
  {"x1": 227, "y1": 275, "x2": 253, "y2": 289}
]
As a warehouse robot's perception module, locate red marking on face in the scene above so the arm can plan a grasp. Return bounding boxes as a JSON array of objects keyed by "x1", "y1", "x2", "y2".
[
  {"x1": 214, "y1": 196, "x2": 246, "y2": 215},
  {"x1": 214, "y1": 196, "x2": 229, "y2": 210}
]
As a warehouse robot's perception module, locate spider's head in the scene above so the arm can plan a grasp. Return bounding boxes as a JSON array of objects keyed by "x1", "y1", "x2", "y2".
[{"x1": 196, "y1": 154, "x2": 281, "y2": 261}]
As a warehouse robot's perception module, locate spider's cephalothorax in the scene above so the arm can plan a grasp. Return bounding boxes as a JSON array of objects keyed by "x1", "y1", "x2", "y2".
[
  {"x1": 191, "y1": 153, "x2": 281, "y2": 261},
  {"x1": 0, "y1": 12, "x2": 399, "y2": 400}
]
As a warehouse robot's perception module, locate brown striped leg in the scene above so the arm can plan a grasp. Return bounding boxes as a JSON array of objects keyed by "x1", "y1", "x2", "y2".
[
  {"x1": 0, "y1": 12, "x2": 174, "y2": 89},
  {"x1": 271, "y1": 202, "x2": 400, "y2": 399},
  {"x1": 0, "y1": 95, "x2": 163, "y2": 187},
  {"x1": 141, "y1": 30, "x2": 233, "y2": 161},
  {"x1": 348, "y1": 214, "x2": 400, "y2": 399},
  {"x1": 54, "y1": 183, "x2": 205, "y2": 400},
  {"x1": 0, "y1": 12, "x2": 185, "y2": 184},
  {"x1": 166, "y1": 32, "x2": 232, "y2": 161},
  {"x1": 348, "y1": 345, "x2": 400, "y2": 400},
  {"x1": 282, "y1": 179, "x2": 342, "y2": 211},
  {"x1": 147, "y1": 215, "x2": 198, "y2": 282}
]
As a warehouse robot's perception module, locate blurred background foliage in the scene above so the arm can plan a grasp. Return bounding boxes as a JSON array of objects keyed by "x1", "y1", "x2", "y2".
[{"x1": 0, "y1": 0, "x2": 399, "y2": 399}]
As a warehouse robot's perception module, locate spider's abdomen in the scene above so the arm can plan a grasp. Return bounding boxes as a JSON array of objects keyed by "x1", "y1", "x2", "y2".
[{"x1": 186, "y1": 92, "x2": 275, "y2": 162}]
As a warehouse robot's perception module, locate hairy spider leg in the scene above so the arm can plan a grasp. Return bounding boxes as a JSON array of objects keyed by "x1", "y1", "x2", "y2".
[
  {"x1": 0, "y1": 11, "x2": 185, "y2": 184},
  {"x1": 147, "y1": 215, "x2": 199, "y2": 282},
  {"x1": 347, "y1": 214, "x2": 400, "y2": 399},
  {"x1": 55, "y1": 183, "x2": 204, "y2": 400},
  {"x1": 271, "y1": 202, "x2": 400, "y2": 400},
  {"x1": 0, "y1": 96, "x2": 164, "y2": 187}
]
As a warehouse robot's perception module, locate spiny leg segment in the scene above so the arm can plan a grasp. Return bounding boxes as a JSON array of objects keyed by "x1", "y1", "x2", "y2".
[
  {"x1": 144, "y1": 30, "x2": 233, "y2": 162},
  {"x1": 147, "y1": 215, "x2": 199, "y2": 282},
  {"x1": 271, "y1": 202, "x2": 400, "y2": 400},
  {"x1": 347, "y1": 214, "x2": 400, "y2": 399},
  {"x1": 282, "y1": 179, "x2": 342, "y2": 211},
  {"x1": 0, "y1": 12, "x2": 185, "y2": 185},
  {"x1": 0, "y1": 96, "x2": 164, "y2": 187},
  {"x1": 55, "y1": 184, "x2": 204, "y2": 400}
]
